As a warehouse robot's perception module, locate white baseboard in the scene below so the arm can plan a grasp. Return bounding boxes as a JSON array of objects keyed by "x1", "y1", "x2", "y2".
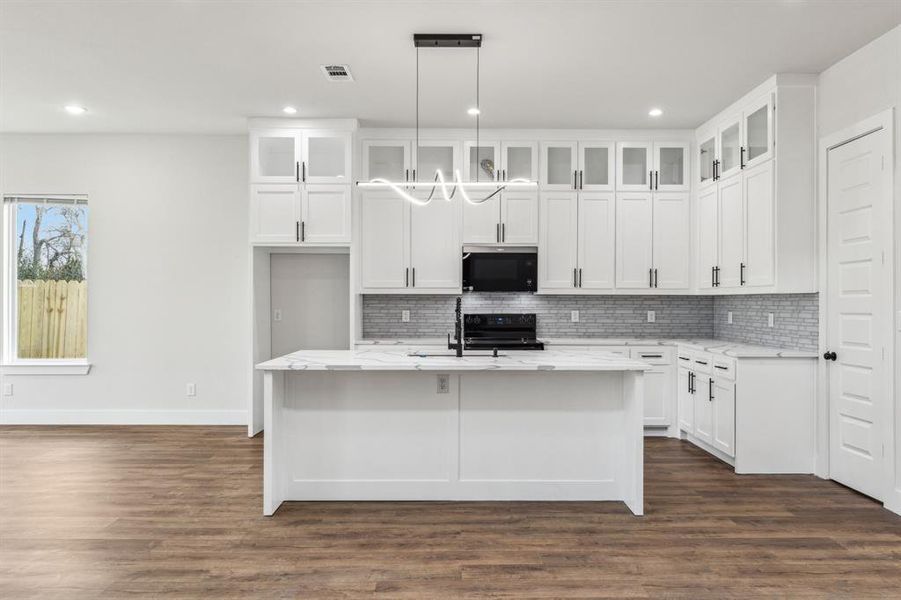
[
  {"x1": 0, "y1": 409, "x2": 247, "y2": 425},
  {"x1": 886, "y1": 488, "x2": 901, "y2": 517}
]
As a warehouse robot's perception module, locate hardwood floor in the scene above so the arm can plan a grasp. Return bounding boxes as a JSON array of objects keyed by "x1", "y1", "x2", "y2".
[{"x1": 1, "y1": 426, "x2": 899, "y2": 599}]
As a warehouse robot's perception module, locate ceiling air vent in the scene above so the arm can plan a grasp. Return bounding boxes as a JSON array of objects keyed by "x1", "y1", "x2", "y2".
[{"x1": 320, "y1": 64, "x2": 354, "y2": 82}]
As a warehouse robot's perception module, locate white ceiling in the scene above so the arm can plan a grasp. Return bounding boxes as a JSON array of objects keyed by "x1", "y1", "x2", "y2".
[{"x1": 1, "y1": 0, "x2": 899, "y2": 133}]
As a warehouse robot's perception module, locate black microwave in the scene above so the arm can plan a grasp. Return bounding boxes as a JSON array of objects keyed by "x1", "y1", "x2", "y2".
[{"x1": 462, "y1": 246, "x2": 537, "y2": 292}]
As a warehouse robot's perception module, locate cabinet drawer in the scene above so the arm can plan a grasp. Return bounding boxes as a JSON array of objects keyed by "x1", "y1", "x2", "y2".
[
  {"x1": 712, "y1": 356, "x2": 736, "y2": 380},
  {"x1": 692, "y1": 352, "x2": 712, "y2": 374},
  {"x1": 630, "y1": 347, "x2": 672, "y2": 365}
]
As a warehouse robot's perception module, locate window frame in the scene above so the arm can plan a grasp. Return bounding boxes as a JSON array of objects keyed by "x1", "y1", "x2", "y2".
[{"x1": 2, "y1": 194, "x2": 91, "y2": 375}]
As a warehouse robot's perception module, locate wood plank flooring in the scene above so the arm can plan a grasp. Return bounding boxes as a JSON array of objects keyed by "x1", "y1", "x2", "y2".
[{"x1": 1, "y1": 426, "x2": 899, "y2": 599}]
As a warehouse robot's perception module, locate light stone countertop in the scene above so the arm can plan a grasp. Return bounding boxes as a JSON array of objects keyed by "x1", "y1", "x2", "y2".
[
  {"x1": 255, "y1": 347, "x2": 651, "y2": 372},
  {"x1": 355, "y1": 338, "x2": 818, "y2": 359}
]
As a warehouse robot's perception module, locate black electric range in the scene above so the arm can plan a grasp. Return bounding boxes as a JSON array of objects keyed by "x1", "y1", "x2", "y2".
[{"x1": 462, "y1": 313, "x2": 545, "y2": 351}]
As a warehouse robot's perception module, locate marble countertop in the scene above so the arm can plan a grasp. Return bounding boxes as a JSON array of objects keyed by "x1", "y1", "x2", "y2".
[
  {"x1": 356, "y1": 338, "x2": 817, "y2": 359},
  {"x1": 256, "y1": 347, "x2": 651, "y2": 372}
]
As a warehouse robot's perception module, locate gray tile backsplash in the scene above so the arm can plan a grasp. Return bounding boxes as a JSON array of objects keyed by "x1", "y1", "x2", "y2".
[
  {"x1": 362, "y1": 292, "x2": 820, "y2": 351},
  {"x1": 713, "y1": 293, "x2": 819, "y2": 352}
]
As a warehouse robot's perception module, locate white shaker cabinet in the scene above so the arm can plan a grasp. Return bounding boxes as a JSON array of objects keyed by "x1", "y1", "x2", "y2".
[
  {"x1": 250, "y1": 184, "x2": 301, "y2": 243},
  {"x1": 742, "y1": 93, "x2": 774, "y2": 170},
  {"x1": 463, "y1": 192, "x2": 538, "y2": 245},
  {"x1": 538, "y1": 192, "x2": 579, "y2": 289},
  {"x1": 697, "y1": 185, "x2": 719, "y2": 290},
  {"x1": 711, "y1": 377, "x2": 736, "y2": 457},
  {"x1": 462, "y1": 195, "x2": 501, "y2": 244},
  {"x1": 630, "y1": 348, "x2": 674, "y2": 428},
  {"x1": 359, "y1": 192, "x2": 410, "y2": 289},
  {"x1": 717, "y1": 175, "x2": 744, "y2": 288},
  {"x1": 576, "y1": 193, "x2": 615, "y2": 290},
  {"x1": 616, "y1": 142, "x2": 652, "y2": 191},
  {"x1": 301, "y1": 185, "x2": 352, "y2": 244},
  {"x1": 413, "y1": 141, "x2": 460, "y2": 184},
  {"x1": 617, "y1": 142, "x2": 689, "y2": 192},
  {"x1": 251, "y1": 183, "x2": 351, "y2": 245},
  {"x1": 410, "y1": 197, "x2": 462, "y2": 289},
  {"x1": 540, "y1": 142, "x2": 579, "y2": 190},
  {"x1": 616, "y1": 193, "x2": 690, "y2": 290},
  {"x1": 652, "y1": 194, "x2": 690, "y2": 289},
  {"x1": 578, "y1": 142, "x2": 615, "y2": 191},
  {"x1": 742, "y1": 160, "x2": 775, "y2": 287},
  {"x1": 463, "y1": 141, "x2": 501, "y2": 182},
  {"x1": 362, "y1": 140, "x2": 412, "y2": 183},
  {"x1": 251, "y1": 130, "x2": 351, "y2": 185},
  {"x1": 501, "y1": 142, "x2": 538, "y2": 182}
]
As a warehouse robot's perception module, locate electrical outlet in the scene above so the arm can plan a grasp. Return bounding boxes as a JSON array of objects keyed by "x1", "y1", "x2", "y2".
[
  {"x1": 727, "y1": 311, "x2": 733, "y2": 324},
  {"x1": 436, "y1": 374, "x2": 449, "y2": 394},
  {"x1": 273, "y1": 309, "x2": 282, "y2": 322},
  {"x1": 2, "y1": 383, "x2": 12, "y2": 397},
  {"x1": 186, "y1": 383, "x2": 196, "y2": 397},
  {"x1": 402, "y1": 310, "x2": 410, "y2": 323},
  {"x1": 768, "y1": 313, "x2": 775, "y2": 328},
  {"x1": 647, "y1": 311, "x2": 656, "y2": 323},
  {"x1": 571, "y1": 310, "x2": 579, "y2": 323}
]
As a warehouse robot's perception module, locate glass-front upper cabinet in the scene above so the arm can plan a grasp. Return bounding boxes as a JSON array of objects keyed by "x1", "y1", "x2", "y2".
[
  {"x1": 743, "y1": 93, "x2": 774, "y2": 169},
  {"x1": 302, "y1": 131, "x2": 352, "y2": 184},
  {"x1": 250, "y1": 130, "x2": 301, "y2": 184},
  {"x1": 698, "y1": 132, "x2": 716, "y2": 188},
  {"x1": 463, "y1": 141, "x2": 501, "y2": 182},
  {"x1": 616, "y1": 142, "x2": 652, "y2": 191},
  {"x1": 654, "y1": 142, "x2": 689, "y2": 192},
  {"x1": 362, "y1": 140, "x2": 411, "y2": 183},
  {"x1": 717, "y1": 116, "x2": 743, "y2": 181},
  {"x1": 500, "y1": 142, "x2": 538, "y2": 182},
  {"x1": 540, "y1": 142, "x2": 578, "y2": 190},
  {"x1": 579, "y1": 142, "x2": 614, "y2": 191},
  {"x1": 413, "y1": 141, "x2": 460, "y2": 185}
]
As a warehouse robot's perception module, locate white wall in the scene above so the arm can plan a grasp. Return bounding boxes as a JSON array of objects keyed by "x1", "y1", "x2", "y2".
[
  {"x1": 817, "y1": 24, "x2": 901, "y2": 513},
  {"x1": 0, "y1": 134, "x2": 249, "y2": 424}
]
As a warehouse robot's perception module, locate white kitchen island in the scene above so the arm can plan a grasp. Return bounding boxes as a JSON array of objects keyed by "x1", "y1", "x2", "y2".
[{"x1": 256, "y1": 348, "x2": 649, "y2": 516}]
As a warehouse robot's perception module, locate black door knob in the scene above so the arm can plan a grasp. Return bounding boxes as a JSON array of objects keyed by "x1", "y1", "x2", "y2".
[{"x1": 823, "y1": 351, "x2": 837, "y2": 361}]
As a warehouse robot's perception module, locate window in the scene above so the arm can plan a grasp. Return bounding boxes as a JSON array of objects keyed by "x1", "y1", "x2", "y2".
[{"x1": 3, "y1": 196, "x2": 89, "y2": 367}]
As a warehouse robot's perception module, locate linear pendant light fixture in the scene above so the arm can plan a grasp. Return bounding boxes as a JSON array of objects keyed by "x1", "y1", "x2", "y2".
[{"x1": 356, "y1": 33, "x2": 537, "y2": 205}]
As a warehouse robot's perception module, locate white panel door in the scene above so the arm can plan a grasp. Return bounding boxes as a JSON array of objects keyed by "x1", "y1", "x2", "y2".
[
  {"x1": 616, "y1": 193, "x2": 653, "y2": 289},
  {"x1": 616, "y1": 142, "x2": 652, "y2": 192},
  {"x1": 827, "y1": 128, "x2": 888, "y2": 501},
  {"x1": 653, "y1": 142, "x2": 690, "y2": 192},
  {"x1": 463, "y1": 196, "x2": 501, "y2": 244},
  {"x1": 501, "y1": 192, "x2": 539, "y2": 244},
  {"x1": 540, "y1": 142, "x2": 578, "y2": 191},
  {"x1": 410, "y1": 197, "x2": 461, "y2": 290},
  {"x1": 693, "y1": 376, "x2": 714, "y2": 445},
  {"x1": 302, "y1": 131, "x2": 352, "y2": 184},
  {"x1": 362, "y1": 140, "x2": 411, "y2": 183},
  {"x1": 642, "y1": 366, "x2": 671, "y2": 427},
  {"x1": 712, "y1": 378, "x2": 735, "y2": 458},
  {"x1": 250, "y1": 130, "x2": 301, "y2": 184},
  {"x1": 501, "y1": 142, "x2": 538, "y2": 182},
  {"x1": 698, "y1": 185, "x2": 719, "y2": 290},
  {"x1": 579, "y1": 142, "x2": 615, "y2": 191},
  {"x1": 652, "y1": 193, "x2": 690, "y2": 289},
  {"x1": 301, "y1": 185, "x2": 351, "y2": 244},
  {"x1": 538, "y1": 192, "x2": 578, "y2": 290},
  {"x1": 250, "y1": 184, "x2": 300, "y2": 244},
  {"x1": 359, "y1": 192, "x2": 410, "y2": 289},
  {"x1": 577, "y1": 193, "x2": 615, "y2": 290},
  {"x1": 463, "y1": 141, "x2": 501, "y2": 182},
  {"x1": 718, "y1": 175, "x2": 744, "y2": 288},
  {"x1": 677, "y1": 368, "x2": 694, "y2": 432},
  {"x1": 742, "y1": 160, "x2": 775, "y2": 287},
  {"x1": 742, "y1": 92, "x2": 774, "y2": 170}
]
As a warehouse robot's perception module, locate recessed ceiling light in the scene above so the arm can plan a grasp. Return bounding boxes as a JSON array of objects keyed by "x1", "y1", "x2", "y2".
[
  {"x1": 467, "y1": 107, "x2": 480, "y2": 116},
  {"x1": 65, "y1": 105, "x2": 87, "y2": 115},
  {"x1": 648, "y1": 108, "x2": 663, "y2": 117},
  {"x1": 282, "y1": 106, "x2": 297, "y2": 115}
]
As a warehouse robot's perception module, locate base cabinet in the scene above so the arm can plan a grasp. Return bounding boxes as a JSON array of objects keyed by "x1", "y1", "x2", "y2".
[
  {"x1": 711, "y1": 378, "x2": 736, "y2": 457},
  {"x1": 631, "y1": 348, "x2": 673, "y2": 427}
]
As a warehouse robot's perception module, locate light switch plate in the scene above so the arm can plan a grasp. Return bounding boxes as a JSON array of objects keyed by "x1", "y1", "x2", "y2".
[
  {"x1": 186, "y1": 383, "x2": 196, "y2": 397},
  {"x1": 2, "y1": 383, "x2": 12, "y2": 397},
  {"x1": 437, "y1": 374, "x2": 449, "y2": 394},
  {"x1": 727, "y1": 311, "x2": 733, "y2": 324},
  {"x1": 402, "y1": 310, "x2": 410, "y2": 323},
  {"x1": 647, "y1": 311, "x2": 655, "y2": 323},
  {"x1": 273, "y1": 309, "x2": 282, "y2": 322},
  {"x1": 768, "y1": 313, "x2": 775, "y2": 327},
  {"x1": 571, "y1": 310, "x2": 579, "y2": 323}
]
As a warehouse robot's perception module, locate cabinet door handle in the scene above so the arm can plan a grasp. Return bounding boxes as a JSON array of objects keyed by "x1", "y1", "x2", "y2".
[
  {"x1": 573, "y1": 170, "x2": 577, "y2": 190},
  {"x1": 579, "y1": 170, "x2": 584, "y2": 190},
  {"x1": 689, "y1": 371, "x2": 695, "y2": 394},
  {"x1": 302, "y1": 161, "x2": 306, "y2": 182},
  {"x1": 413, "y1": 169, "x2": 416, "y2": 182},
  {"x1": 649, "y1": 170, "x2": 653, "y2": 190},
  {"x1": 641, "y1": 353, "x2": 663, "y2": 358},
  {"x1": 496, "y1": 223, "x2": 500, "y2": 242},
  {"x1": 573, "y1": 268, "x2": 578, "y2": 288},
  {"x1": 740, "y1": 146, "x2": 746, "y2": 169},
  {"x1": 405, "y1": 267, "x2": 409, "y2": 287},
  {"x1": 405, "y1": 168, "x2": 409, "y2": 182},
  {"x1": 708, "y1": 378, "x2": 714, "y2": 402},
  {"x1": 578, "y1": 268, "x2": 582, "y2": 288},
  {"x1": 740, "y1": 262, "x2": 746, "y2": 286},
  {"x1": 502, "y1": 223, "x2": 505, "y2": 242},
  {"x1": 715, "y1": 365, "x2": 728, "y2": 370},
  {"x1": 296, "y1": 161, "x2": 300, "y2": 182},
  {"x1": 649, "y1": 268, "x2": 654, "y2": 288},
  {"x1": 411, "y1": 267, "x2": 415, "y2": 287},
  {"x1": 714, "y1": 266, "x2": 720, "y2": 287},
  {"x1": 711, "y1": 266, "x2": 716, "y2": 287},
  {"x1": 502, "y1": 169, "x2": 506, "y2": 181},
  {"x1": 301, "y1": 221, "x2": 305, "y2": 242},
  {"x1": 654, "y1": 268, "x2": 659, "y2": 288},
  {"x1": 296, "y1": 221, "x2": 300, "y2": 242},
  {"x1": 654, "y1": 170, "x2": 659, "y2": 190}
]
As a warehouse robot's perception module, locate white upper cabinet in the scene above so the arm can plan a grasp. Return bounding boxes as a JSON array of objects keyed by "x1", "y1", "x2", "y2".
[
  {"x1": 501, "y1": 142, "x2": 538, "y2": 182},
  {"x1": 540, "y1": 142, "x2": 578, "y2": 190},
  {"x1": 577, "y1": 193, "x2": 615, "y2": 289},
  {"x1": 301, "y1": 185, "x2": 351, "y2": 244},
  {"x1": 697, "y1": 185, "x2": 719, "y2": 290},
  {"x1": 616, "y1": 142, "x2": 652, "y2": 191},
  {"x1": 359, "y1": 192, "x2": 410, "y2": 290},
  {"x1": 413, "y1": 141, "x2": 460, "y2": 184},
  {"x1": 653, "y1": 143, "x2": 690, "y2": 192},
  {"x1": 615, "y1": 193, "x2": 654, "y2": 288},
  {"x1": 250, "y1": 130, "x2": 301, "y2": 184},
  {"x1": 742, "y1": 160, "x2": 774, "y2": 287},
  {"x1": 302, "y1": 131, "x2": 352, "y2": 184},
  {"x1": 652, "y1": 193, "x2": 690, "y2": 289},
  {"x1": 742, "y1": 93, "x2": 774, "y2": 170},
  {"x1": 362, "y1": 140, "x2": 411, "y2": 183},
  {"x1": 717, "y1": 175, "x2": 744, "y2": 288},
  {"x1": 409, "y1": 197, "x2": 462, "y2": 289},
  {"x1": 578, "y1": 143, "x2": 615, "y2": 191},
  {"x1": 250, "y1": 184, "x2": 301, "y2": 243},
  {"x1": 717, "y1": 115, "x2": 743, "y2": 181},
  {"x1": 463, "y1": 141, "x2": 501, "y2": 182},
  {"x1": 500, "y1": 192, "x2": 538, "y2": 244},
  {"x1": 698, "y1": 132, "x2": 716, "y2": 189},
  {"x1": 538, "y1": 192, "x2": 579, "y2": 289},
  {"x1": 462, "y1": 196, "x2": 501, "y2": 244}
]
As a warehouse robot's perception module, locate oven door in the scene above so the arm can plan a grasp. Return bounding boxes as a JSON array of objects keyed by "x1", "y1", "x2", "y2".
[{"x1": 462, "y1": 247, "x2": 537, "y2": 292}]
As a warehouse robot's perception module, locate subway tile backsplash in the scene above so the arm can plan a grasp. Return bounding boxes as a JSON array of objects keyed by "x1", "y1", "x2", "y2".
[{"x1": 362, "y1": 292, "x2": 819, "y2": 352}]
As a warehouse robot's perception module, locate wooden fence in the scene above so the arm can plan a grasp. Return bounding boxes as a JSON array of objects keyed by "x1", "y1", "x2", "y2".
[{"x1": 17, "y1": 280, "x2": 87, "y2": 359}]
